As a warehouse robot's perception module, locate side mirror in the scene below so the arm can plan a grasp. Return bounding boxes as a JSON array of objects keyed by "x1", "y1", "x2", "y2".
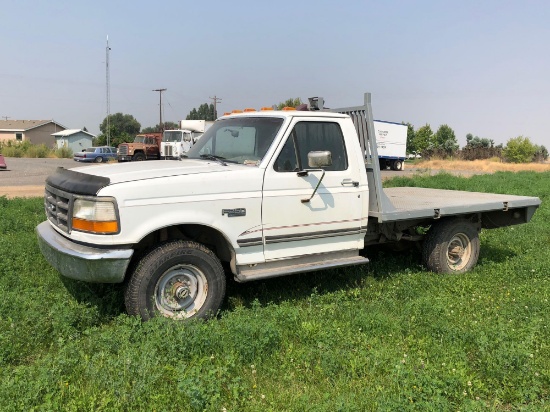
[{"x1": 308, "y1": 151, "x2": 332, "y2": 168}]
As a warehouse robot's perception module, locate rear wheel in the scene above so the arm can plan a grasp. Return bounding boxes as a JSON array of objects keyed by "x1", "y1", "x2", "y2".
[
  {"x1": 393, "y1": 160, "x2": 404, "y2": 171},
  {"x1": 124, "y1": 240, "x2": 226, "y2": 321},
  {"x1": 133, "y1": 153, "x2": 146, "y2": 161},
  {"x1": 422, "y1": 219, "x2": 480, "y2": 274}
]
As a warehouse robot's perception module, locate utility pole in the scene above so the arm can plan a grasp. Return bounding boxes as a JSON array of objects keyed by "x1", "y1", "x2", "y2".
[
  {"x1": 1, "y1": 116, "x2": 10, "y2": 121},
  {"x1": 106, "y1": 36, "x2": 111, "y2": 147},
  {"x1": 153, "y1": 88, "x2": 167, "y2": 131},
  {"x1": 209, "y1": 95, "x2": 222, "y2": 118}
]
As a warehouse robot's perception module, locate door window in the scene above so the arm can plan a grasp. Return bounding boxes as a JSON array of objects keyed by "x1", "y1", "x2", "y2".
[{"x1": 274, "y1": 122, "x2": 348, "y2": 172}]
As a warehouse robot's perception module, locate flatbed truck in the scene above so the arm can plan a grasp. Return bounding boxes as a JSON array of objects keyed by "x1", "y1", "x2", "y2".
[{"x1": 36, "y1": 93, "x2": 541, "y2": 320}]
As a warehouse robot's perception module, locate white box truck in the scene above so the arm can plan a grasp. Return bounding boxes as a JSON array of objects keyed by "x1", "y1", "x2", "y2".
[
  {"x1": 161, "y1": 120, "x2": 214, "y2": 160},
  {"x1": 374, "y1": 120, "x2": 407, "y2": 171}
]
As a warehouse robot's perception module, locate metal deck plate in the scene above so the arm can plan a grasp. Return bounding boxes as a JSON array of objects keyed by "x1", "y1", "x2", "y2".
[{"x1": 373, "y1": 187, "x2": 541, "y2": 222}]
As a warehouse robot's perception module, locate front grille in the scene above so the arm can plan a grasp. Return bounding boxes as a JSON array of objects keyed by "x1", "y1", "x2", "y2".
[
  {"x1": 119, "y1": 145, "x2": 128, "y2": 156},
  {"x1": 164, "y1": 145, "x2": 173, "y2": 157},
  {"x1": 44, "y1": 184, "x2": 73, "y2": 233}
]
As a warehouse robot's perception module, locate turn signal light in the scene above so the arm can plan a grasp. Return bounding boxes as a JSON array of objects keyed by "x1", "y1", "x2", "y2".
[{"x1": 72, "y1": 218, "x2": 119, "y2": 234}]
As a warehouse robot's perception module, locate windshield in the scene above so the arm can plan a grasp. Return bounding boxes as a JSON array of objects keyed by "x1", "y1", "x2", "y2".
[
  {"x1": 186, "y1": 117, "x2": 284, "y2": 165},
  {"x1": 163, "y1": 131, "x2": 183, "y2": 142},
  {"x1": 134, "y1": 136, "x2": 145, "y2": 143}
]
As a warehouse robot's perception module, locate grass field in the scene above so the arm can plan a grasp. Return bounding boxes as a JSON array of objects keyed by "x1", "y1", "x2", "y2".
[{"x1": 0, "y1": 171, "x2": 548, "y2": 411}]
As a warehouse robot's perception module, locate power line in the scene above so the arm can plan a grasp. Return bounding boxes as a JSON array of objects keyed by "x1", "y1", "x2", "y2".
[
  {"x1": 153, "y1": 88, "x2": 167, "y2": 131},
  {"x1": 209, "y1": 95, "x2": 222, "y2": 118}
]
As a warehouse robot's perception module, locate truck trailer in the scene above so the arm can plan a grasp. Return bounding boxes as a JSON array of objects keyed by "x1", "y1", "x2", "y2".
[{"x1": 374, "y1": 120, "x2": 407, "y2": 171}]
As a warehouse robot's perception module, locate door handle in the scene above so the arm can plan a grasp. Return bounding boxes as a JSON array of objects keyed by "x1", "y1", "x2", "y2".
[{"x1": 341, "y1": 179, "x2": 359, "y2": 187}]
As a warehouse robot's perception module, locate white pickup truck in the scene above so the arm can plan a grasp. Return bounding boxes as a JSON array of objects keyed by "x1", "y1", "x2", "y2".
[{"x1": 36, "y1": 93, "x2": 541, "y2": 321}]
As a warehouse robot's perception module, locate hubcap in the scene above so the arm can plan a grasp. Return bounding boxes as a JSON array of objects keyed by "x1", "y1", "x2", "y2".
[
  {"x1": 155, "y1": 264, "x2": 208, "y2": 319},
  {"x1": 447, "y1": 233, "x2": 472, "y2": 271}
]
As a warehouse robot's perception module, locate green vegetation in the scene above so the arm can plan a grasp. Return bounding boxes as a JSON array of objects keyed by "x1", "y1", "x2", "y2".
[
  {"x1": 503, "y1": 136, "x2": 537, "y2": 164},
  {"x1": 95, "y1": 113, "x2": 141, "y2": 147},
  {"x1": 186, "y1": 103, "x2": 217, "y2": 121},
  {"x1": 0, "y1": 141, "x2": 72, "y2": 158},
  {"x1": 1, "y1": 172, "x2": 548, "y2": 410}
]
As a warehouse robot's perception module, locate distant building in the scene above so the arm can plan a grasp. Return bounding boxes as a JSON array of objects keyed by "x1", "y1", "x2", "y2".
[
  {"x1": 52, "y1": 129, "x2": 96, "y2": 154},
  {"x1": 0, "y1": 120, "x2": 67, "y2": 146}
]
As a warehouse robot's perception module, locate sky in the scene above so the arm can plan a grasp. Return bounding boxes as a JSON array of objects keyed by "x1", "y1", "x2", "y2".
[{"x1": 1, "y1": 0, "x2": 549, "y2": 148}]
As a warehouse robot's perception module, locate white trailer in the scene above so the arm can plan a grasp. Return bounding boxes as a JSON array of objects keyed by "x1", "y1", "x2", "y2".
[
  {"x1": 374, "y1": 120, "x2": 407, "y2": 171},
  {"x1": 161, "y1": 120, "x2": 214, "y2": 159}
]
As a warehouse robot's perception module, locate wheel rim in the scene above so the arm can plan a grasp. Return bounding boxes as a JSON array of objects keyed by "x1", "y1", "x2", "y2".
[
  {"x1": 96, "y1": 157, "x2": 103, "y2": 163},
  {"x1": 447, "y1": 233, "x2": 472, "y2": 271},
  {"x1": 155, "y1": 264, "x2": 208, "y2": 319}
]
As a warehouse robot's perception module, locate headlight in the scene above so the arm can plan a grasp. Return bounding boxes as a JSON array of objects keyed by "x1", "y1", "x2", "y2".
[{"x1": 72, "y1": 198, "x2": 120, "y2": 234}]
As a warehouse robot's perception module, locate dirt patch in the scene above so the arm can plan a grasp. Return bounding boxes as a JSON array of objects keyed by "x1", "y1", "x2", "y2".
[
  {"x1": 0, "y1": 185, "x2": 44, "y2": 199},
  {"x1": 416, "y1": 159, "x2": 550, "y2": 173}
]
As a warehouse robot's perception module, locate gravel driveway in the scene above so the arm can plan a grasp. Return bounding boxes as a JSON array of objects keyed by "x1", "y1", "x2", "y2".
[
  {"x1": 0, "y1": 157, "x2": 452, "y2": 198},
  {"x1": 0, "y1": 157, "x2": 94, "y2": 197}
]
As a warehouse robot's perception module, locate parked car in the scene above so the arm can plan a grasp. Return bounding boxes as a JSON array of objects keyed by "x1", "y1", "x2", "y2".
[
  {"x1": 74, "y1": 147, "x2": 117, "y2": 163},
  {"x1": 0, "y1": 154, "x2": 6, "y2": 169}
]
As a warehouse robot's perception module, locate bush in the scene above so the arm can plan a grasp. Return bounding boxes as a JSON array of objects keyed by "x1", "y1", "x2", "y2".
[
  {"x1": 26, "y1": 144, "x2": 50, "y2": 158},
  {"x1": 54, "y1": 146, "x2": 73, "y2": 158},
  {"x1": 503, "y1": 136, "x2": 536, "y2": 163}
]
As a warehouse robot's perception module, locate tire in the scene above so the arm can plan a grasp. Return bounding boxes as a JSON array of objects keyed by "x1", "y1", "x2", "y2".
[
  {"x1": 133, "y1": 153, "x2": 146, "y2": 161},
  {"x1": 124, "y1": 240, "x2": 226, "y2": 321},
  {"x1": 422, "y1": 219, "x2": 480, "y2": 274},
  {"x1": 393, "y1": 160, "x2": 404, "y2": 171},
  {"x1": 94, "y1": 156, "x2": 104, "y2": 163}
]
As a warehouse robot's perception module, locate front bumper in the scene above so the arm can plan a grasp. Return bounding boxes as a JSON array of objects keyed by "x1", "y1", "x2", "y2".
[
  {"x1": 117, "y1": 156, "x2": 132, "y2": 162},
  {"x1": 36, "y1": 221, "x2": 133, "y2": 283}
]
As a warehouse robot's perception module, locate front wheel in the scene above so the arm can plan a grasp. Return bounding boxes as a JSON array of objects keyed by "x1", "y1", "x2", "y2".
[
  {"x1": 124, "y1": 241, "x2": 226, "y2": 320},
  {"x1": 422, "y1": 219, "x2": 480, "y2": 274},
  {"x1": 94, "y1": 156, "x2": 104, "y2": 163}
]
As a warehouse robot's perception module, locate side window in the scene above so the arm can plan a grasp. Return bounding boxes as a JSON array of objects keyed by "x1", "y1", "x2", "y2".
[{"x1": 274, "y1": 121, "x2": 348, "y2": 172}]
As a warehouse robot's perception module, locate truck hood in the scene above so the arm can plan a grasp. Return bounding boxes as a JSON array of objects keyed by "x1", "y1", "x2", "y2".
[{"x1": 71, "y1": 159, "x2": 234, "y2": 184}]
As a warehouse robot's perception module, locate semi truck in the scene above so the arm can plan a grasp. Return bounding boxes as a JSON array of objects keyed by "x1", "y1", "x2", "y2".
[
  {"x1": 36, "y1": 92, "x2": 541, "y2": 321},
  {"x1": 161, "y1": 120, "x2": 213, "y2": 160},
  {"x1": 117, "y1": 133, "x2": 162, "y2": 162},
  {"x1": 374, "y1": 120, "x2": 407, "y2": 171}
]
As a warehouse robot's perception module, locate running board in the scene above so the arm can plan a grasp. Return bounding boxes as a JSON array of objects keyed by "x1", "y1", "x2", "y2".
[{"x1": 235, "y1": 250, "x2": 369, "y2": 283}]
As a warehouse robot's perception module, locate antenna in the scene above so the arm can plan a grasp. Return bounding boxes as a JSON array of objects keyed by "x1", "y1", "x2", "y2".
[{"x1": 106, "y1": 36, "x2": 111, "y2": 147}]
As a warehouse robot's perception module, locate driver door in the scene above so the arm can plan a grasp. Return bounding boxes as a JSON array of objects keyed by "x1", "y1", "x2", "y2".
[{"x1": 261, "y1": 118, "x2": 364, "y2": 261}]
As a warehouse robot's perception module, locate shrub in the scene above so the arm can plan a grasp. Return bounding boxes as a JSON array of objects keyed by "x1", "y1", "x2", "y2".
[
  {"x1": 26, "y1": 144, "x2": 51, "y2": 158},
  {"x1": 54, "y1": 146, "x2": 73, "y2": 158},
  {"x1": 503, "y1": 136, "x2": 536, "y2": 163}
]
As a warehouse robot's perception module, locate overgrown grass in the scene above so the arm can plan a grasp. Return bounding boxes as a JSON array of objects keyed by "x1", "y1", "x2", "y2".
[
  {"x1": 0, "y1": 172, "x2": 548, "y2": 411},
  {"x1": 0, "y1": 141, "x2": 73, "y2": 158}
]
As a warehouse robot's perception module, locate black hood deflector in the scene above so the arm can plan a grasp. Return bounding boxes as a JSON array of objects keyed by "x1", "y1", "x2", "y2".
[{"x1": 46, "y1": 167, "x2": 110, "y2": 196}]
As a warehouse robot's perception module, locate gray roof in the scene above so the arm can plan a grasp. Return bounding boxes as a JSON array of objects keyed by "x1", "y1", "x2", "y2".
[
  {"x1": 52, "y1": 129, "x2": 96, "y2": 138},
  {"x1": 0, "y1": 119, "x2": 67, "y2": 132}
]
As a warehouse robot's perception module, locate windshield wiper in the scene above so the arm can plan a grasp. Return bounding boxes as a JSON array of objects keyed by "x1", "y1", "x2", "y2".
[{"x1": 199, "y1": 154, "x2": 228, "y2": 166}]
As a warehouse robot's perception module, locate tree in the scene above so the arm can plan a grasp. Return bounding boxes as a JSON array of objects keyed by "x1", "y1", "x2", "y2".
[
  {"x1": 533, "y1": 144, "x2": 548, "y2": 162},
  {"x1": 462, "y1": 133, "x2": 500, "y2": 160},
  {"x1": 411, "y1": 124, "x2": 433, "y2": 153},
  {"x1": 276, "y1": 98, "x2": 302, "y2": 110},
  {"x1": 403, "y1": 122, "x2": 416, "y2": 154},
  {"x1": 465, "y1": 134, "x2": 493, "y2": 149},
  {"x1": 186, "y1": 103, "x2": 216, "y2": 121},
  {"x1": 434, "y1": 124, "x2": 458, "y2": 155},
  {"x1": 502, "y1": 136, "x2": 536, "y2": 163},
  {"x1": 96, "y1": 113, "x2": 141, "y2": 147},
  {"x1": 142, "y1": 122, "x2": 178, "y2": 133}
]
